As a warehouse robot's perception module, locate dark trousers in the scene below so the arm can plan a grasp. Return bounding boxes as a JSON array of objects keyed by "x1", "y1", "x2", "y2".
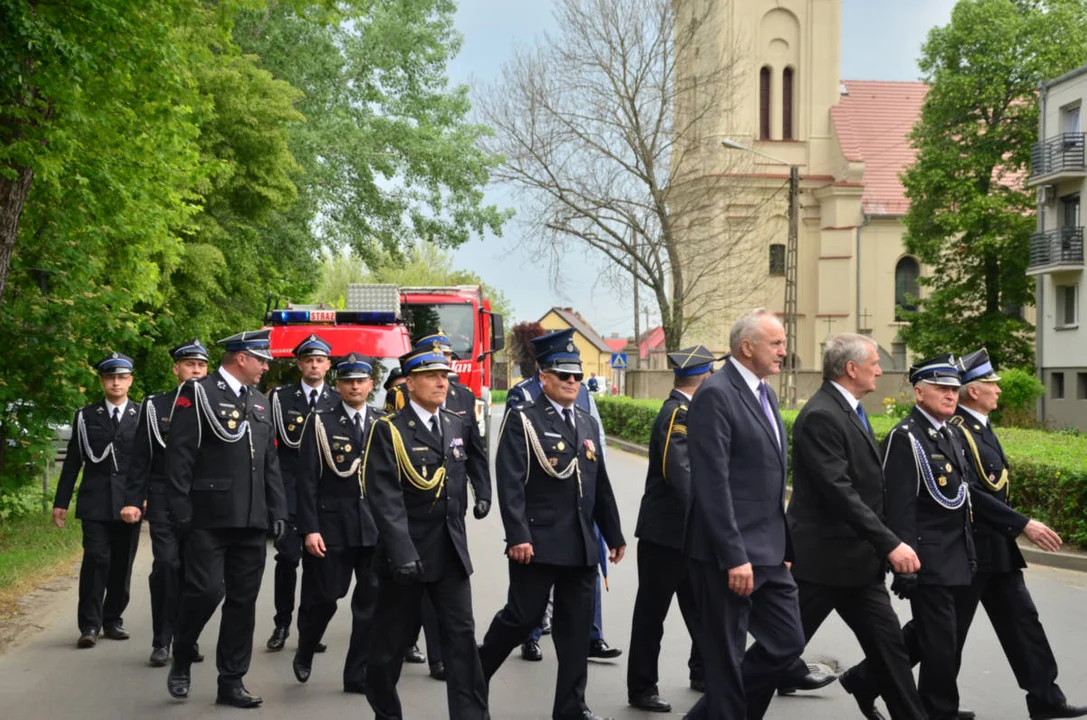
[
  {"x1": 148, "y1": 521, "x2": 183, "y2": 649},
  {"x1": 850, "y1": 584, "x2": 974, "y2": 720},
  {"x1": 961, "y1": 570, "x2": 1066, "y2": 710},
  {"x1": 480, "y1": 561, "x2": 597, "y2": 720},
  {"x1": 410, "y1": 593, "x2": 443, "y2": 665},
  {"x1": 772, "y1": 579, "x2": 925, "y2": 720},
  {"x1": 367, "y1": 564, "x2": 488, "y2": 719},
  {"x1": 627, "y1": 540, "x2": 704, "y2": 699},
  {"x1": 77, "y1": 520, "x2": 140, "y2": 634},
  {"x1": 685, "y1": 561, "x2": 804, "y2": 720},
  {"x1": 528, "y1": 573, "x2": 605, "y2": 643},
  {"x1": 272, "y1": 525, "x2": 303, "y2": 628},
  {"x1": 297, "y1": 546, "x2": 377, "y2": 686},
  {"x1": 174, "y1": 528, "x2": 263, "y2": 687}
]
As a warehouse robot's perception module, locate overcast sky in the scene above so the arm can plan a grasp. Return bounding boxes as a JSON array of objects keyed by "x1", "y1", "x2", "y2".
[{"x1": 446, "y1": 0, "x2": 958, "y2": 337}]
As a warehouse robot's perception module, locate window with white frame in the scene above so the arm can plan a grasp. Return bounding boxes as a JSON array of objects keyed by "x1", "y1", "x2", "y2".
[{"x1": 1056, "y1": 284, "x2": 1078, "y2": 327}]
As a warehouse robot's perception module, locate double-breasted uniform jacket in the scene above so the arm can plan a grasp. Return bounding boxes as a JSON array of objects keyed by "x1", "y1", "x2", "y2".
[
  {"x1": 296, "y1": 404, "x2": 381, "y2": 549},
  {"x1": 270, "y1": 382, "x2": 340, "y2": 520},
  {"x1": 495, "y1": 400, "x2": 625, "y2": 567},
  {"x1": 56, "y1": 400, "x2": 140, "y2": 521},
  {"x1": 363, "y1": 405, "x2": 481, "y2": 582},
  {"x1": 635, "y1": 389, "x2": 693, "y2": 550},
  {"x1": 124, "y1": 389, "x2": 183, "y2": 524},
  {"x1": 165, "y1": 371, "x2": 287, "y2": 530},
  {"x1": 788, "y1": 382, "x2": 903, "y2": 586},
  {"x1": 882, "y1": 407, "x2": 976, "y2": 586},
  {"x1": 385, "y1": 380, "x2": 491, "y2": 507},
  {"x1": 949, "y1": 407, "x2": 1028, "y2": 572}
]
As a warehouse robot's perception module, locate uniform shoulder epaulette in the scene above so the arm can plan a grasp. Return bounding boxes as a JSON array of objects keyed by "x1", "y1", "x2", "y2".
[
  {"x1": 680, "y1": 404, "x2": 689, "y2": 411},
  {"x1": 512, "y1": 400, "x2": 534, "y2": 412},
  {"x1": 439, "y1": 406, "x2": 460, "y2": 418},
  {"x1": 575, "y1": 404, "x2": 591, "y2": 415},
  {"x1": 948, "y1": 415, "x2": 965, "y2": 428}
]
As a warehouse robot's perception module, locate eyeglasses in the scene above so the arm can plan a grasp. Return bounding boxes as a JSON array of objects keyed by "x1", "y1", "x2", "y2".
[{"x1": 550, "y1": 371, "x2": 584, "y2": 383}]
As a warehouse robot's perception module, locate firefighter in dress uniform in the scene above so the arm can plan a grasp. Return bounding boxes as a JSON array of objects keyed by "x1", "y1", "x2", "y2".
[
  {"x1": 364, "y1": 346, "x2": 491, "y2": 719},
  {"x1": 119, "y1": 339, "x2": 209, "y2": 667},
  {"x1": 291, "y1": 352, "x2": 382, "y2": 695},
  {"x1": 165, "y1": 329, "x2": 288, "y2": 708},
  {"x1": 53, "y1": 352, "x2": 142, "y2": 648},
  {"x1": 478, "y1": 330, "x2": 626, "y2": 720},
  {"x1": 625, "y1": 346, "x2": 713, "y2": 713},
  {"x1": 266, "y1": 333, "x2": 340, "y2": 653}
]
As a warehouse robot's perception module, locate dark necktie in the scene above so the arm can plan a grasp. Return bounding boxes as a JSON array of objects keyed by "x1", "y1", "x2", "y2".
[
  {"x1": 239, "y1": 385, "x2": 247, "y2": 398},
  {"x1": 562, "y1": 407, "x2": 575, "y2": 433},
  {"x1": 856, "y1": 403, "x2": 871, "y2": 432},
  {"x1": 757, "y1": 382, "x2": 779, "y2": 447},
  {"x1": 353, "y1": 412, "x2": 363, "y2": 442},
  {"x1": 309, "y1": 388, "x2": 317, "y2": 410},
  {"x1": 938, "y1": 426, "x2": 951, "y2": 443},
  {"x1": 430, "y1": 415, "x2": 441, "y2": 442},
  {"x1": 112, "y1": 407, "x2": 120, "y2": 429}
]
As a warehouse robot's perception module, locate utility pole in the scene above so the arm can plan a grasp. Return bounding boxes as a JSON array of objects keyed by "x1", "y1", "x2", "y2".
[
  {"x1": 632, "y1": 234, "x2": 640, "y2": 370},
  {"x1": 782, "y1": 165, "x2": 799, "y2": 408}
]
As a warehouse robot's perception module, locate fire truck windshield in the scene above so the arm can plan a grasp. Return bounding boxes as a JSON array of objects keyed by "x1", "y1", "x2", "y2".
[
  {"x1": 261, "y1": 356, "x2": 401, "y2": 410},
  {"x1": 402, "y1": 303, "x2": 475, "y2": 358}
]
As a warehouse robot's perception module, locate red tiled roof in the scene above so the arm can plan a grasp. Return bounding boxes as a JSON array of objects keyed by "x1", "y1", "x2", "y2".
[
  {"x1": 638, "y1": 326, "x2": 666, "y2": 358},
  {"x1": 830, "y1": 80, "x2": 928, "y2": 216},
  {"x1": 604, "y1": 337, "x2": 628, "y2": 353}
]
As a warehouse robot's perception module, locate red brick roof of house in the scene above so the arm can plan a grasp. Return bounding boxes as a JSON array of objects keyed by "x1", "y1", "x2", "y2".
[
  {"x1": 604, "y1": 337, "x2": 628, "y2": 353},
  {"x1": 830, "y1": 80, "x2": 928, "y2": 216},
  {"x1": 638, "y1": 326, "x2": 666, "y2": 359}
]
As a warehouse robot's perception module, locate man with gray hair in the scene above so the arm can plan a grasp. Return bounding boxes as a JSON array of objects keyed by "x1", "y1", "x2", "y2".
[
  {"x1": 758, "y1": 333, "x2": 926, "y2": 720},
  {"x1": 684, "y1": 308, "x2": 804, "y2": 719}
]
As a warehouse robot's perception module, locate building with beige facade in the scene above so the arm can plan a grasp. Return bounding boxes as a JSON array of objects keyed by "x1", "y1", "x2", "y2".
[
  {"x1": 1029, "y1": 65, "x2": 1087, "y2": 431},
  {"x1": 675, "y1": 0, "x2": 929, "y2": 374}
]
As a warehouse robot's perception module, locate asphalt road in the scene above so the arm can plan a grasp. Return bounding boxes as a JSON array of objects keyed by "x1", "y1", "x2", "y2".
[{"x1": 1, "y1": 409, "x2": 1085, "y2": 719}]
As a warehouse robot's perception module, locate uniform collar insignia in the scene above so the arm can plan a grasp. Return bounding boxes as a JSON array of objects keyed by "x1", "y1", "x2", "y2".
[
  {"x1": 217, "y1": 380, "x2": 227, "y2": 391},
  {"x1": 339, "y1": 416, "x2": 347, "y2": 424},
  {"x1": 96, "y1": 406, "x2": 104, "y2": 414},
  {"x1": 127, "y1": 406, "x2": 137, "y2": 415},
  {"x1": 295, "y1": 388, "x2": 302, "y2": 396},
  {"x1": 927, "y1": 427, "x2": 937, "y2": 439}
]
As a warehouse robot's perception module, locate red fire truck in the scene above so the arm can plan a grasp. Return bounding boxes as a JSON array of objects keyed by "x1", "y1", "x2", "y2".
[{"x1": 263, "y1": 283, "x2": 504, "y2": 441}]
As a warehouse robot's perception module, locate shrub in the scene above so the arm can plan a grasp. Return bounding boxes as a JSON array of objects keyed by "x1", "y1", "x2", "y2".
[
  {"x1": 490, "y1": 389, "x2": 507, "y2": 404},
  {"x1": 992, "y1": 367, "x2": 1044, "y2": 428}
]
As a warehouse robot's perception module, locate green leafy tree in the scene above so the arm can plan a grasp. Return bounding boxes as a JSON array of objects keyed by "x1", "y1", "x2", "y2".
[{"x1": 900, "y1": 0, "x2": 1087, "y2": 368}]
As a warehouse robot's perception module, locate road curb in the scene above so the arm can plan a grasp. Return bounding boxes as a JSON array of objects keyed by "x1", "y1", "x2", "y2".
[{"x1": 606, "y1": 434, "x2": 1087, "y2": 574}]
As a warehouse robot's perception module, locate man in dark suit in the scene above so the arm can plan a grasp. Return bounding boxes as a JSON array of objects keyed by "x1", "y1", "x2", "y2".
[
  {"x1": 292, "y1": 353, "x2": 381, "y2": 694},
  {"x1": 684, "y1": 308, "x2": 804, "y2": 720},
  {"x1": 626, "y1": 345, "x2": 714, "y2": 713},
  {"x1": 479, "y1": 328, "x2": 626, "y2": 720},
  {"x1": 756, "y1": 333, "x2": 925, "y2": 720},
  {"x1": 165, "y1": 329, "x2": 288, "y2": 708},
  {"x1": 266, "y1": 333, "x2": 340, "y2": 652},
  {"x1": 950, "y1": 349, "x2": 1084, "y2": 720},
  {"x1": 364, "y1": 346, "x2": 490, "y2": 720},
  {"x1": 53, "y1": 352, "x2": 142, "y2": 648},
  {"x1": 120, "y1": 339, "x2": 209, "y2": 667}
]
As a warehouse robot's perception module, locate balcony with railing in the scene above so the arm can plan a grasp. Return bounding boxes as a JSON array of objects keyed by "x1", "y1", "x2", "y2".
[
  {"x1": 1030, "y1": 133, "x2": 1087, "y2": 183},
  {"x1": 1028, "y1": 226, "x2": 1084, "y2": 274}
]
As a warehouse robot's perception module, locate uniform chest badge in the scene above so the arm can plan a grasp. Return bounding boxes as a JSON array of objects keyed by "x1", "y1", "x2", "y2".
[
  {"x1": 927, "y1": 428, "x2": 937, "y2": 439},
  {"x1": 344, "y1": 444, "x2": 352, "y2": 453},
  {"x1": 989, "y1": 473, "x2": 996, "y2": 482},
  {"x1": 332, "y1": 442, "x2": 341, "y2": 451},
  {"x1": 227, "y1": 420, "x2": 237, "y2": 430},
  {"x1": 217, "y1": 381, "x2": 227, "y2": 391},
  {"x1": 232, "y1": 410, "x2": 240, "y2": 419},
  {"x1": 549, "y1": 457, "x2": 558, "y2": 467},
  {"x1": 254, "y1": 404, "x2": 264, "y2": 413},
  {"x1": 288, "y1": 424, "x2": 296, "y2": 432},
  {"x1": 937, "y1": 476, "x2": 947, "y2": 486},
  {"x1": 336, "y1": 454, "x2": 345, "y2": 463},
  {"x1": 556, "y1": 441, "x2": 565, "y2": 451},
  {"x1": 974, "y1": 424, "x2": 981, "y2": 431},
  {"x1": 945, "y1": 463, "x2": 953, "y2": 473}
]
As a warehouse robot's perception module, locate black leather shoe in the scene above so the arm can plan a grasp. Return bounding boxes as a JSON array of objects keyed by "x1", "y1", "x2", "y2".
[
  {"x1": 580, "y1": 710, "x2": 613, "y2": 720},
  {"x1": 690, "y1": 678, "x2": 706, "y2": 693},
  {"x1": 149, "y1": 646, "x2": 170, "y2": 667},
  {"x1": 958, "y1": 710, "x2": 976, "y2": 720},
  {"x1": 167, "y1": 660, "x2": 191, "y2": 699},
  {"x1": 266, "y1": 626, "x2": 288, "y2": 651},
  {"x1": 102, "y1": 624, "x2": 129, "y2": 641},
  {"x1": 77, "y1": 630, "x2": 98, "y2": 649},
  {"x1": 193, "y1": 644, "x2": 204, "y2": 663},
  {"x1": 1030, "y1": 701, "x2": 1087, "y2": 719},
  {"x1": 216, "y1": 685, "x2": 263, "y2": 708},
  {"x1": 629, "y1": 694, "x2": 672, "y2": 712},
  {"x1": 292, "y1": 652, "x2": 312, "y2": 683},
  {"x1": 521, "y1": 640, "x2": 543, "y2": 661},
  {"x1": 343, "y1": 681, "x2": 367, "y2": 694},
  {"x1": 430, "y1": 661, "x2": 446, "y2": 681},
  {"x1": 541, "y1": 617, "x2": 552, "y2": 635},
  {"x1": 315, "y1": 642, "x2": 327, "y2": 653},
  {"x1": 840, "y1": 667, "x2": 885, "y2": 720},
  {"x1": 404, "y1": 644, "x2": 426, "y2": 663},
  {"x1": 589, "y1": 639, "x2": 623, "y2": 659},
  {"x1": 778, "y1": 665, "x2": 838, "y2": 695}
]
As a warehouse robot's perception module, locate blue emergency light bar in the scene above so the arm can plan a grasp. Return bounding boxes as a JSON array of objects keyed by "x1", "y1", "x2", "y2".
[{"x1": 267, "y1": 309, "x2": 398, "y2": 325}]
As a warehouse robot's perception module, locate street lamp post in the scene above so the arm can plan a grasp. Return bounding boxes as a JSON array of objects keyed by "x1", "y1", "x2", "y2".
[{"x1": 721, "y1": 139, "x2": 799, "y2": 408}]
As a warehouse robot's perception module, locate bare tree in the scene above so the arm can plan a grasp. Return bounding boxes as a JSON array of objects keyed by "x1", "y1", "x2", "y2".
[{"x1": 477, "y1": 0, "x2": 771, "y2": 351}]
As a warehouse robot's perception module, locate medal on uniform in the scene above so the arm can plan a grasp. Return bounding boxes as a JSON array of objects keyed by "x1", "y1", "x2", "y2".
[
  {"x1": 344, "y1": 444, "x2": 352, "y2": 453},
  {"x1": 974, "y1": 424, "x2": 981, "y2": 431},
  {"x1": 408, "y1": 420, "x2": 416, "y2": 428},
  {"x1": 422, "y1": 465, "x2": 428, "y2": 478},
  {"x1": 557, "y1": 441, "x2": 565, "y2": 451},
  {"x1": 945, "y1": 463, "x2": 952, "y2": 473},
  {"x1": 549, "y1": 457, "x2": 558, "y2": 467},
  {"x1": 332, "y1": 442, "x2": 340, "y2": 450},
  {"x1": 336, "y1": 454, "x2": 345, "y2": 463},
  {"x1": 232, "y1": 410, "x2": 240, "y2": 419},
  {"x1": 288, "y1": 424, "x2": 295, "y2": 431},
  {"x1": 227, "y1": 419, "x2": 237, "y2": 430},
  {"x1": 938, "y1": 476, "x2": 947, "y2": 486},
  {"x1": 585, "y1": 439, "x2": 595, "y2": 455},
  {"x1": 989, "y1": 473, "x2": 996, "y2": 482}
]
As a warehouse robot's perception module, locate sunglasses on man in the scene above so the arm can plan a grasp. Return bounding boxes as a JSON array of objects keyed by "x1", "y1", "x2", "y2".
[{"x1": 546, "y1": 370, "x2": 584, "y2": 383}]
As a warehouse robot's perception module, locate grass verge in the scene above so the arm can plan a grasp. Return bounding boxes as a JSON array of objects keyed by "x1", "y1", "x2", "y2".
[{"x1": 0, "y1": 510, "x2": 82, "y2": 620}]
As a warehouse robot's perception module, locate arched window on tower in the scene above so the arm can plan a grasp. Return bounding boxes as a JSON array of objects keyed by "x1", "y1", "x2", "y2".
[
  {"x1": 782, "y1": 67, "x2": 795, "y2": 140},
  {"x1": 894, "y1": 257, "x2": 921, "y2": 321},
  {"x1": 759, "y1": 66, "x2": 771, "y2": 140}
]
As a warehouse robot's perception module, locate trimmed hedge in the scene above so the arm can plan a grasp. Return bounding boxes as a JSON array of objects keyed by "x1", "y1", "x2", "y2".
[
  {"x1": 490, "y1": 389, "x2": 508, "y2": 404},
  {"x1": 597, "y1": 396, "x2": 1087, "y2": 547}
]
